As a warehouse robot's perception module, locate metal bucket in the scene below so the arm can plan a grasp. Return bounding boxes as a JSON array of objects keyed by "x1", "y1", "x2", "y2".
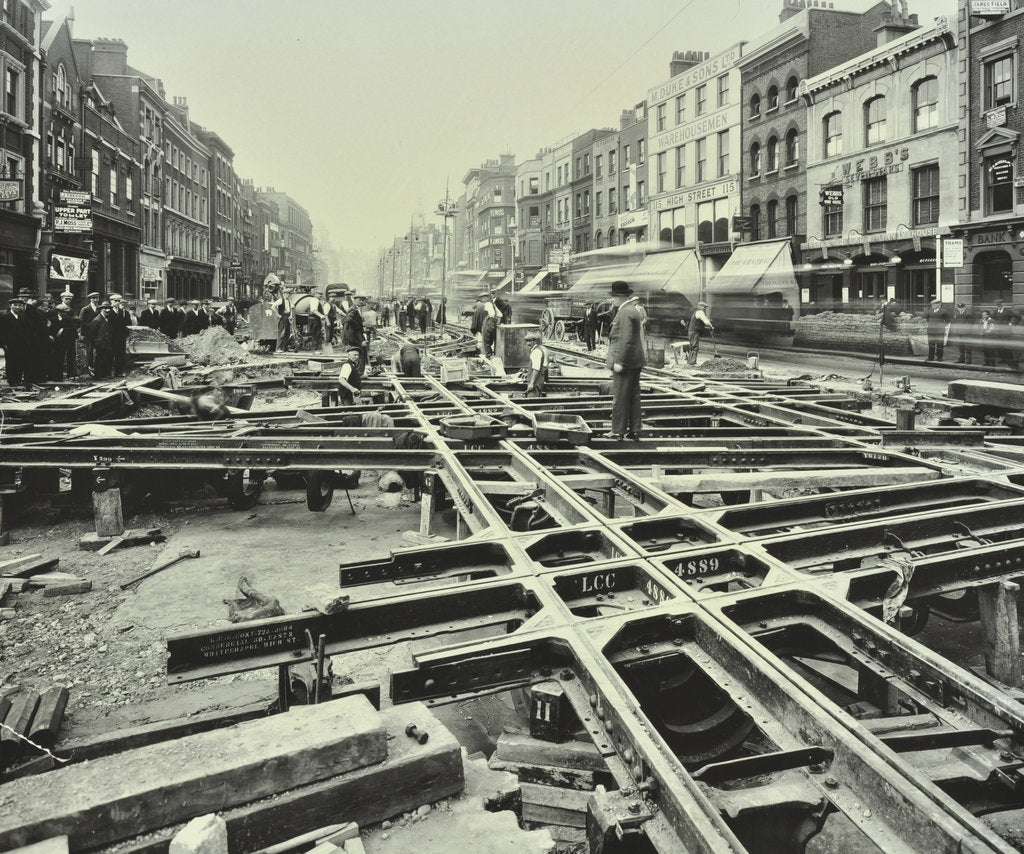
[{"x1": 746, "y1": 351, "x2": 759, "y2": 370}]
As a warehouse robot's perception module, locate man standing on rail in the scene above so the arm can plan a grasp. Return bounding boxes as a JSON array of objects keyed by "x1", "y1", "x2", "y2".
[
  {"x1": 683, "y1": 301, "x2": 714, "y2": 365},
  {"x1": 525, "y1": 331, "x2": 548, "y2": 397},
  {"x1": 604, "y1": 280, "x2": 645, "y2": 441}
]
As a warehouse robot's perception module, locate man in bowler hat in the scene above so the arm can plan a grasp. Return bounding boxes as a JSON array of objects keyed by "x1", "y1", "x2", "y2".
[{"x1": 604, "y1": 280, "x2": 646, "y2": 441}]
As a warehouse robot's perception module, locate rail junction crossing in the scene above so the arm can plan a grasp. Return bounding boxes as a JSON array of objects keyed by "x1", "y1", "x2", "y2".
[{"x1": 4, "y1": 327, "x2": 1024, "y2": 853}]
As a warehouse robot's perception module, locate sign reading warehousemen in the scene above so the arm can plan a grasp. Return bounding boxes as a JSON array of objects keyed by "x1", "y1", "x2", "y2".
[{"x1": 648, "y1": 46, "x2": 742, "y2": 104}]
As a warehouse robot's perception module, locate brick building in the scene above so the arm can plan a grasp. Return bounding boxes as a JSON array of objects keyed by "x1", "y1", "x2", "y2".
[
  {"x1": 615, "y1": 103, "x2": 649, "y2": 244},
  {"x1": 799, "y1": 15, "x2": 957, "y2": 314},
  {"x1": 255, "y1": 187, "x2": 312, "y2": 285},
  {"x1": 461, "y1": 155, "x2": 516, "y2": 287},
  {"x1": 0, "y1": 0, "x2": 46, "y2": 302},
  {"x1": 738, "y1": 1, "x2": 897, "y2": 253},
  {"x1": 953, "y1": 0, "x2": 1024, "y2": 309},
  {"x1": 197, "y1": 127, "x2": 240, "y2": 299}
]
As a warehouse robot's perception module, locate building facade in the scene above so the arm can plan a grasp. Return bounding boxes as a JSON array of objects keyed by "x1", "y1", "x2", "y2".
[
  {"x1": 800, "y1": 17, "x2": 957, "y2": 314},
  {"x1": 646, "y1": 45, "x2": 743, "y2": 266},
  {"x1": 255, "y1": 188, "x2": 312, "y2": 285},
  {"x1": 616, "y1": 103, "x2": 650, "y2": 244},
  {"x1": 461, "y1": 155, "x2": 516, "y2": 286},
  {"x1": 0, "y1": 0, "x2": 46, "y2": 301},
  {"x1": 954, "y1": 0, "x2": 1024, "y2": 308}
]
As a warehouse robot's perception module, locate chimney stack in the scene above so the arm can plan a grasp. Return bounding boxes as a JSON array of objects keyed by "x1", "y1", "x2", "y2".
[
  {"x1": 90, "y1": 38, "x2": 128, "y2": 75},
  {"x1": 669, "y1": 50, "x2": 709, "y2": 78}
]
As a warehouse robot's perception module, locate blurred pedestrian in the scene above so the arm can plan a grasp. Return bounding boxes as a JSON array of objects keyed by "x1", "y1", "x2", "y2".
[
  {"x1": 881, "y1": 297, "x2": 899, "y2": 332},
  {"x1": 683, "y1": 301, "x2": 714, "y2": 365},
  {"x1": 583, "y1": 301, "x2": 598, "y2": 351},
  {"x1": 925, "y1": 299, "x2": 950, "y2": 363},
  {"x1": 220, "y1": 297, "x2": 238, "y2": 335},
  {"x1": 992, "y1": 298, "x2": 1019, "y2": 369},
  {"x1": 604, "y1": 280, "x2": 645, "y2": 441},
  {"x1": 981, "y1": 310, "x2": 997, "y2": 367},
  {"x1": 435, "y1": 297, "x2": 447, "y2": 326},
  {"x1": 951, "y1": 303, "x2": 975, "y2": 365}
]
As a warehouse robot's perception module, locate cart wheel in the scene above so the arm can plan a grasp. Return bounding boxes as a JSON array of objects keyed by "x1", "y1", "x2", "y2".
[
  {"x1": 539, "y1": 309, "x2": 555, "y2": 340},
  {"x1": 576, "y1": 323, "x2": 586, "y2": 342},
  {"x1": 225, "y1": 469, "x2": 266, "y2": 510},
  {"x1": 554, "y1": 320, "x2": 566, "y2": 341},
  {"x1": 305, "y1": 471, "x2": 334, "y2": 512}
]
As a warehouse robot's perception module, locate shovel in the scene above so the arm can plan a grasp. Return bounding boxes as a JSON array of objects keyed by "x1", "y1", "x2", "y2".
[{"x1": 710, "y1": 329, "x2": 721, "y2": 358}]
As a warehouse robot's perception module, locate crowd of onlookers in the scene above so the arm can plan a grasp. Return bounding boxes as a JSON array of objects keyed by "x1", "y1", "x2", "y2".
[
  {"x1": 0, "y1": 289, "x2": 239, "y2": 388},
  {"x1": 880, "y1": 296, "x2": 1023, "y2": 369}
]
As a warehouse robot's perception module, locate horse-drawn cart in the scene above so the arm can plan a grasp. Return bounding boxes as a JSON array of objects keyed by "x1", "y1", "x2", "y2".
[{"x1": 538, "y1": 297, "x2": 587, "y2": 342}]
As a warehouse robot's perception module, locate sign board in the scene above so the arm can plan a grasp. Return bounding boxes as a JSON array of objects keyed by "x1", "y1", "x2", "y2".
[
  {"x1": 53, "y1": 205, "x2": 93, "y2": 233},
  {"x1": 731, "y1": 215, "x2": 753, "y2": 232},
  {"x1": 59, "y1": 190, "x2": 91, "y2": 205},
  {"x1": 941, "y1": 283, "x2": 955, "y2": 303},
  {"x1": 50, "y1": 254, "x2": 89, "y2": 281},
  {"x1": 820, "y1": 186, "x2": 844, "y2": 207},
  {"x1": 970, "y1": 0, "x2": 1010, "y2": 14},
  {"x1": 987, "y1": 106, "x2": 1007, "y2": 129},
  {"x1": 0, "y1": 179, "x2": 23, "y2": 201},
  {"x1": 990, "y1": 158, "x2": 1013, "y2": 183},
  {"x1": 943, "y1": 238, "x2": 964, "y2": 268}
]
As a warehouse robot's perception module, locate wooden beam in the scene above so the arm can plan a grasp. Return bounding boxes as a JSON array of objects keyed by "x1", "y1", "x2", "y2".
[
  {"x1": 654, "y1": 467, "x2": 939, "y2": 495},
  {"x1": 0, "y1": 695, "x2": 387, "y2": 851},
  {"x1": 104, "y1": 704, "x2": 462, "y2": 854},
  {"x1": 977, "y1": 580, "x2": 1022, "y2": 688}
]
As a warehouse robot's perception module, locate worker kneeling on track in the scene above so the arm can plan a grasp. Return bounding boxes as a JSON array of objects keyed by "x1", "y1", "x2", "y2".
[{"x1": 391, "y1": 342, "x2": 422, "y2": 377}]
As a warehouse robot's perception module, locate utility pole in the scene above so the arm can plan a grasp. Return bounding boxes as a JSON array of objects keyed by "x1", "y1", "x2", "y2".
[
  {"x1": 404, "y1": 217, "x2": 418, "y2": 296},
  {"x1": 436, "y1": 180, "x2": 457, "y2": 319},
  {"x1": 389, "y1": 248, "x2": 400, "y2": 300}
]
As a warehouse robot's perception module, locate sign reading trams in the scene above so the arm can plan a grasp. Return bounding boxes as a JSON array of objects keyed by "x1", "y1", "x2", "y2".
[
  {"x1": 0, "y1": 179, "x2": 23, "y2": 201},
  {"x1": 820, "y1": 186, "x2": 844, "y2": 207}
]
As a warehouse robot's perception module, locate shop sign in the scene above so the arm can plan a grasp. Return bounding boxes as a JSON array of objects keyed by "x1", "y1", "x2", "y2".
[
  {"x1": 828, "y1": 147, "x2": 909, "y2": 186},
  {"x1": 618, "y1": 209, "x2": 650, "y2": 230},
  {"x1": 59, "y1": 190, "x2": 91, "y2": 205},
  {"x1": 970, "y1": 0, "x2": 1010, "y2": 14},
  {"x1": 53, "y1": 205, "x2": 92, "y2": 233},
  {"x1": 991, "y1": 158, "x2": 1013, "y2": 183},
  {"x1": 972, "y1": 230, "x2": 1010, "y2": 246},
  {"x1": 942, "y1": 238, "x2": 964, "y2": 268},
  {"x1": 0, "y1": 179, "x2": 23, "y2": 201},
  {"x1": 987, "y1": 107, "x2": 1007, "y2": 129},
  {"x1": 820, "y1": 186, "x2": 844, "y2": 207}
]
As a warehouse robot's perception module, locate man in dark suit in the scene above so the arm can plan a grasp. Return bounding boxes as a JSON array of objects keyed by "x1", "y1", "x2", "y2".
[
  {"x1": 0, "y1": 294, "x2": 32, "y2": 387},
  {"x1": 139, "y1": 299, "x2": 161, "y2": 330},
  {"x1": 89, "y1": 301, "x2": 116, "y2": 380},
  {"x1": 108, "y1": 293, "x2": 130, "y2": 376},
  {"x1": 182, "y1": 300, "x2": 205, "y2": 336},
  {"x1": 159, "y1": 298, "x2": 182, "y2": 338},
  {"x1": 78, "y1": 291, "x2": 101, "y2": 374},
  {"x1": 604, "y1": 280, "x2": 646, "y2": 441}
]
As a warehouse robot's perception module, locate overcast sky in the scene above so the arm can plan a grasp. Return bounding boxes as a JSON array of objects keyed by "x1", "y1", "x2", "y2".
[{"x1": 49, "y1": 0, "x2": 956, "y2": 253}]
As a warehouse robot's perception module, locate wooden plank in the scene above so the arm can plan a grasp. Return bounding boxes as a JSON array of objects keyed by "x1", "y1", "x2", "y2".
[
  {"x1": 0, "y1": 694, "x2": 387, "y2": 851},
  {"x1": 488, "y1": 757, "x2": 598, "y2": 791},
  {"x1": 655, "y1": 467, "x2": 939, "y2": 495},
  {"x1": 494, "y1": 732, "x2": 607, "y2": 773},
  {"x1": 92, "y1": 486, "x2": 124, "y2": 539},
  {"x1": 947, "y1": 379, "x2": 1024, "y2": 410},
  {"x1": 27, "y1": 687, "x2": 70, "y2": 750},
  {"x1": 55, "y1": 683, "x2": 380, "y2": 765},
  {"x1": 520, "y1": 782, "x2": 592, "y2": 812},
  {"x1": 105, "y1": 704, "x2": 463, "y2": 854},
  {"x1": 0, "y1": 556, "x2": 58, "y2": 578},
  {"x1": 977, "y1": 580, "x2": 1022, "y2": 688},
  {"x1": 1, "y1": 689, "x2": 41, "y2": 763},
  {"x1": 7, "y1": 836, "x2": 69, "y2": 854},
  {"x1": 41, "y1": 582, "x2": 93, "y2": 598}
]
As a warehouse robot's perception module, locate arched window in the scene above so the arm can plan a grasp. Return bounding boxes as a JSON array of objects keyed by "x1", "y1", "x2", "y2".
[
  {"x1": 823, "y1": 111, "x2": 842, "y2": 157},
  {"x1": 55, "y1": 64, "x2": 68, "y2": 107},
  {"x1": 595, "y1": 230, "x2": 604, "y2": 248},
  {"x1": 865, "y1": 95, "x2": 886, "y2": 145},
  {"x1": 750, "y1": 204, "x2": 761, "y2": 241},
  {"x1": 750, "y1": 141, "x2": 761, "y2": 175},
  {"x1": 673, "y1": 224, "x2": 686, "y2": 246},
  {"x1": 785, "y1": 195, "x2": 798, "y2": 235},
  {"x1": 766, "y1": 199, "x2": 778, "y2": 238},
  {"x1": 659, "y1": 227, "x2": 671, "y2": 243},
  {"x1": 608, "y1": 227, "x2": 617, "y2": 246},
  {"x1": 913, "y1": 76, "x2": 938, "y2": 132},
  {"x1": 766, "y1": 136, "x2": 778, "y2": 172},
  {"x1": 785, "y1": 129, "x2": 799, "y2": 165},
  {"x1": 785, "y1": 75, "x2": 799, "y2": 103},
  {"x1": 749, "y1": 93, "x2": 761, "y2": 118},
  {"x1": 767, "y1": 85, "x2": 779, "y2": 111}
]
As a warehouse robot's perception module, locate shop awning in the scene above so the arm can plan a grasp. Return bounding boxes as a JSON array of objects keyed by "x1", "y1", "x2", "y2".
[
  {"x1": 488, "y1": 272, "x2": 513, "y2": 292},
  {"x1": 638, "y1": 250, "x2": 700, "y2": 305},
  {"x1": 706, "y1": 239, "x2": 799, "y2": 299},
  {"x1": 520, "y1": 270, "x2": 552, "y2": 293}
]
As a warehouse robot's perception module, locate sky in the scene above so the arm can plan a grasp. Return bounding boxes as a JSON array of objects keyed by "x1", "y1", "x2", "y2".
[{"x1": 48, "y1": 0, "x2": 957, "y2": 256}]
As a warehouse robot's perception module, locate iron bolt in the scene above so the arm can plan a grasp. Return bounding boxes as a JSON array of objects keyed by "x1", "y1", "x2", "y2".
[
  {"x1": 1000, "y1": 750, "x2": 1014, "y2": 762},
  {"x1": 823, "y1": 777, "x2": 838, "y2": 789},
  {"x1": 405, "y1": 724, "x2": 428, "y2": 744},
  {"x1": 627, "y1": 803, "x2": 642, "y2": 815}
]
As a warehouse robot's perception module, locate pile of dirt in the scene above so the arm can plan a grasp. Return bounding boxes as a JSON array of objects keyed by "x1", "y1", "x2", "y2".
[
  {"x1": 128, "y1": 327, "x2": 173, "y2": 344},
  {"x1": 177, "y1": 326, "x2": 254, "y2": 366},
  {"x1": 694, "y1": 357, "x2": 752, "y2": 374}
]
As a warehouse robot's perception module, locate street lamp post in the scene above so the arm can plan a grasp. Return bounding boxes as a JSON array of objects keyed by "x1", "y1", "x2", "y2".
[
  {"x1": 389, "y1": 248, "x2": 401, "y2": 300},
  {"x1": 436, "y1": 184, "x2": 457, "y2": 319},
  {"x1": 403, "y1": 216, "x2": 419, "y2": 296}
]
